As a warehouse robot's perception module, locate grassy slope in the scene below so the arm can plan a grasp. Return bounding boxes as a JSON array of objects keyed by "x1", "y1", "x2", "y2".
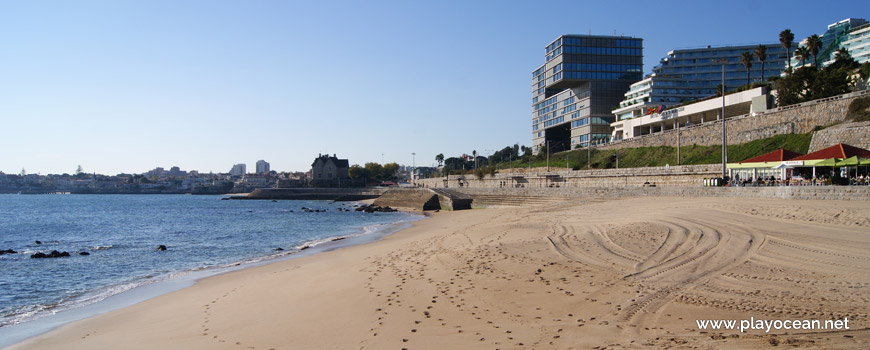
[{"x1": 516, "y1": 133, "x2": 813, "y2": 170}]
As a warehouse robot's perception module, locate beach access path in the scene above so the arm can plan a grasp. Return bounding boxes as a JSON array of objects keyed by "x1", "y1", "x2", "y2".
[{"x1": 8, "y1": 196, "x2": 870, "y2": 349}]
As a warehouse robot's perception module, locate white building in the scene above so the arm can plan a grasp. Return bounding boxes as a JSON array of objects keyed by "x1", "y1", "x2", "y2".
[
  {"x1": 229, "y1": 163, "x2": 246, "y2": 177},
  {"x1": 256, "y1": 160, "x2": 270, "y2": 174},
  {"x1": 610, "y1": 87, "x2": 771, "y2": 141}
]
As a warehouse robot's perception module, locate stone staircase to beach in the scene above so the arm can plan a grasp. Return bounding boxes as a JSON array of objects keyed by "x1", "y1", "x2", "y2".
[
  {"x1": 461, "y1": 193, "x2": 575, "y2": 208},
  {"x1": 433, "y1": 189, "x2": 574, "y2": 208}
]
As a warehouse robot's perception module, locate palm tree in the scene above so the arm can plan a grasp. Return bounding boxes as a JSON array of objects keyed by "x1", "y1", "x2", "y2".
[
  {"x1": 740, "y1": 51, "x2": 753, "y2": 85},
  {"x1": 754, "y1": 45, "x2": 767, "y2": 82},
  {"x1": 435, "y1": 153, "x2": 444, "y2": 167},
  {"x1": 780, "y1": 29, "x2": 794, "y2": 71},
  {"x1": 806, "y1": 34, "x2": 823, "y2": 67},
  {"x1": 794, "y1": 46, "x2": 811, "y2": 67}
]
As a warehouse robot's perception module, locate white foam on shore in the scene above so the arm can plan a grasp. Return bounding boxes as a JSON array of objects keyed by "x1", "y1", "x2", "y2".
[{"x1": 0, "y1": 211, "x2": 424, "y2": 349}]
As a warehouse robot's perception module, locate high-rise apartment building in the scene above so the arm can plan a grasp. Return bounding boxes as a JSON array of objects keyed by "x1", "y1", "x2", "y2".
[
  {"x1": 532, "y1": 35, "x2": 643, "y2": 152},
  {"x1": 256, "y1": 160, "x2": 270, "y2": 174},
  {"x1": 229, "y1": 164, "x2": 246, "y2": 177}
]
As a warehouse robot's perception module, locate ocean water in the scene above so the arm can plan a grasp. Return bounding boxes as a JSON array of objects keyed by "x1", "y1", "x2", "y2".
[{"x1": 0, "y1": 194, "x2": 418, "y2": 329}]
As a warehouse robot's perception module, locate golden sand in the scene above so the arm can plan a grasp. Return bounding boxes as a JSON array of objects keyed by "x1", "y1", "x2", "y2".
[{"x1": 9, "y1": 197, "x2": 870, "y2": 349}]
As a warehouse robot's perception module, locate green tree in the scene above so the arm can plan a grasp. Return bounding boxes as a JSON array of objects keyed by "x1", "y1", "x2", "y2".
[
  {"x1": 794, "y1": 46, "x2": 811, "y2": 67},
  {"x1": 364, "y1": 162, "x2": 383, "y2": 181},
  {"x1": 806, "y1": 34, "x2": 823, "y2": 67},
  {"x1": 833, "y1": 48, "x2": 853, "y2": 64},
  {"x1": 444, "y1": 157, "x2": 463, "y2": 171},
  {"x1": 435, "y1": 153, "x2": 444, "y2": 167},
  {"x1": 740, "y1": 51, "x2": 753, "y2": 85},
  {"x1": 780, "y1": 29, "x2": 794, "y2": 71},
  {"x1": 348, "y1": 164, "x2": 368, "y2": 180},
  {"x1": 774, "y1": 66, "x2": 815, "y2": 105},
  {"x1": 754, "y1": 45, "x2": 767, "y2": 82},
  {"x1": 382, "y1": 162, "x2": 400, "y2": 180}
]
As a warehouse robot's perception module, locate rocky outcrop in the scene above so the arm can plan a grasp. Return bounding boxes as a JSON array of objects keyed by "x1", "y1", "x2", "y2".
[
  {"x1": 157, "y1": 245, "x2": 167, "y2": 251},
  {"x1": 31, "y1": 250, "x2": 71, "y2": 259},
  {"x1": 0, "y1": 249, "x2": 16, "y2": 255},
  {"x1": 355, "y1": 204, "x2": 398, "y2": 213}
]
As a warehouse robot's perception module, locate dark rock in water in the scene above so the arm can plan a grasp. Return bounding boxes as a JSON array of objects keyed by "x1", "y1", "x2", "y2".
[
  {"x1": 79, "y1": 252, "x2": 90, "y2": 256},
  {"x1": 35, "y1": 240, "x2": 42, "y2": 245},
  {"x1": 275, "y1": 247, "x2": 284, "y2": 251},
  {"x1": 300, "y1": 245, "x2": 310, "y2": 251},
  {"x1": 31, "y1": 250, "x2": 70, "y2": 259},
  {"x1": 157, "y1": 245, "x2": 167, "y2": 251},
  {"x1": 355, "y1": 204, "x2": 398, "y2": 213},
  {"x1": 0, "y1": 249, "x2": 17, "y2": 255},
  {"x1": 331, "y1": 237, "x2": 347, "y2": 242}
]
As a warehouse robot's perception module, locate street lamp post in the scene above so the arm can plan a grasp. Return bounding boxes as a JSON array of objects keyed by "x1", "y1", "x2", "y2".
[
  {"x1": 411, "y1": 152, "x2": 415, "y2": 183},
  {"x1": 715, "y1": 57, "x2": 728, "y2": 180},
  {"x1": 546, "y1": 140, "x2": 550, "y2": 172}
]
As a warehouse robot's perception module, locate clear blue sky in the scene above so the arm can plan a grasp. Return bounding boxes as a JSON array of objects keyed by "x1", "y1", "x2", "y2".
[{"x1": 0, "y1": 0, "x2": 863, "y2": 175}]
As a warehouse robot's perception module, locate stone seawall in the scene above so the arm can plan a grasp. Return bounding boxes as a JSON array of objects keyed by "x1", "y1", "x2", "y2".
[
  {"x1": 596, "y1": 90, "x2": 869, "y2": 151},
  {"x1": 808, "y1": 121, "x2": 870, "y2": 152},
  {"x1": 373, "y1": 189, "x2": 440, "y2": 210},
  {"x1": 416, "y1": 164, "x2": 721, "y2": 189},
  {"x1": 451, "y1": 186, "x2": 870, "y2": 203}
]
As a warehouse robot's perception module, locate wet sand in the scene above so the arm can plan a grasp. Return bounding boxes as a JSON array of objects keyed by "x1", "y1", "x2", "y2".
[{"x1": 8, "y1": 197, "x2": 870, "y2": 349}]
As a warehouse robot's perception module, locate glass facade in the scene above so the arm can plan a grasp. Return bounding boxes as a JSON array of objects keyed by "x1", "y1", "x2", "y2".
[
  {"x1": 790, "y1": 18, "x2": 868, "y2": 69},
  {"x1": 532, "y1": 34, "x2": 643, "y2": 152}
]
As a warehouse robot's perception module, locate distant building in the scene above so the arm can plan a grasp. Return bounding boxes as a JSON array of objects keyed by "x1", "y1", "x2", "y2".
[
  {"x1": 145, "y1": 167, "x2": 165, "y2": 178},
  {"x1": 256, "y1": 160, "x2": 270, "y2": 174},
  {"x1": 229, "y1": 163, "x2": 246, "y2": 177},
  {"x1": 168, "y1": 166, "x2": 186, "y2": 177},
  {"x1": 311, "y1": 154, "x2": 349, "y2": 185}
]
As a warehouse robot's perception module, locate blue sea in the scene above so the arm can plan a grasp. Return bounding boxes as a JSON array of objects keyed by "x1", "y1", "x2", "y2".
[{"x1": 0, "y1": 194, "x2": 418, "y2": 335}]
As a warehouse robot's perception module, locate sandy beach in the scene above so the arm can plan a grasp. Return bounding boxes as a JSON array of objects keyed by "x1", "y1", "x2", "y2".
[{"x1": 8, "y1": 196, "x2": 870, "y2": 349}]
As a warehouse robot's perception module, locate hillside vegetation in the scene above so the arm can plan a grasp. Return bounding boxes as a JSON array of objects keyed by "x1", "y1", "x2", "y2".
[{"x1": 514, "y1": 133, "x2": 813, "y2": 171}]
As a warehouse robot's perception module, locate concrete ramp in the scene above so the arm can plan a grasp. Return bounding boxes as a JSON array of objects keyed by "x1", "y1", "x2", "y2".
[{"x1": 374, "y1": 188, "x2": 472, "y2": 211}]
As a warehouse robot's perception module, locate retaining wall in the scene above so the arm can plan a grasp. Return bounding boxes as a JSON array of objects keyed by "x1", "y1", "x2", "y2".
[
  {"x1": 808, "y1": 121, "x2": 870, "y2": 152},
  {"x1": 416, "y1": 164, "x2": 721, "y2": 189},
  {"x1": 596, "y1": 90, "x2": 870, "y2": 151},
  {"x1": 451, "y1": 186, "x2": 870, "y2": 203}
]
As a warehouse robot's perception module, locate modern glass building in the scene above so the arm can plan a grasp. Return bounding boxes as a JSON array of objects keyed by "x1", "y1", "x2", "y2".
[
  {"x1": 611, "y1": 43, "x2": 789, "y2": 134},
  {"x1": 531, "y1": 35, "x2": 643, "y2": 153},
  {"x1": 789, "y1": 18, "x2": 868, "y2": 69},
  {"x1": 843, "y1": 22, "x2": 870, "y2": 64}
]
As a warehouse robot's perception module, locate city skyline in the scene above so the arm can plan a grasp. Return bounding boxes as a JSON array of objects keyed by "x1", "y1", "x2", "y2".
[{"x1": 0, "y1": 0, "x2": 860, "y2": 175}]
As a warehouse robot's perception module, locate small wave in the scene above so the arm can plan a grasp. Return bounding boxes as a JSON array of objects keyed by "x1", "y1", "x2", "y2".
[
  {"x1": 0, "y1": 278, "x2": 161, "y2": 328},
  {"x1": 91, "y1": 245, "x2": 113, "y2": 251}
]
